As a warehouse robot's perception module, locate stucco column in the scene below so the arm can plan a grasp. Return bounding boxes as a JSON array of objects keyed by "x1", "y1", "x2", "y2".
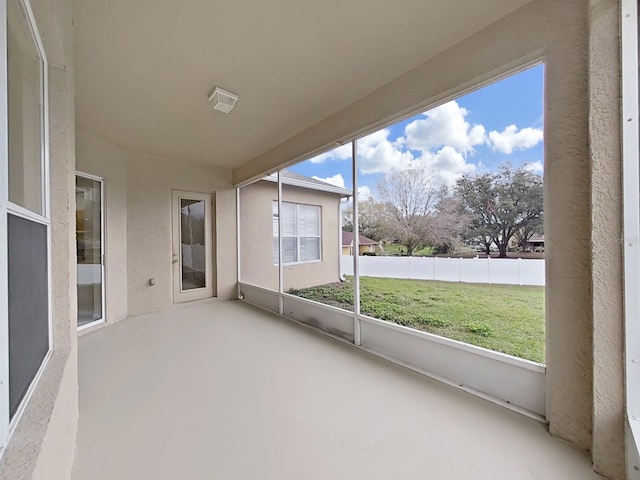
[
  {"x1": 589, "y1": 0, "x2": 625, "y2": 478},
  {"x1": 544, "y1": 0, "x2": 594, "y2": 452},
  {"x1": 215, "y1": 188, "x2": 238, "y2": 300}
]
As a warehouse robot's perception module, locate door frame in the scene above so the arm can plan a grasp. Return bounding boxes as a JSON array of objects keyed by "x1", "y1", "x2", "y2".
[
  {"x1": 75, "y1": 171, "x2": 106, "y2": 331},
  {"x1": 172, "y1": 190, "x2": 213, "y2": 303}
]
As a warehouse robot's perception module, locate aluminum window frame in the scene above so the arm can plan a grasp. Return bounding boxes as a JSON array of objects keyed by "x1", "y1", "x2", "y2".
[
  {"x1": 0, "y1": 0, "x2": 51, "y2": 453},
  {"x1": 75, "y1": 171, "x2": 106, "y2": 331}
]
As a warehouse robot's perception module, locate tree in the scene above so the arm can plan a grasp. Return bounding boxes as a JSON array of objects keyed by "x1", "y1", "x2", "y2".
[
  {"x1": 428, "y1": 194, "x2": 469, "y2": 254},
  {"x1": 376, "y1": 166, "x2": 465, "y2": 256},
  {"x1": 456, "y1": 164, "x2": 543, "y2": 258},
  {"x1": 342, "y1": 198, "x2": 386, "y2": 242},
  {"x1": 513, "y1": 214, "x2": 543, "y2": 250}
]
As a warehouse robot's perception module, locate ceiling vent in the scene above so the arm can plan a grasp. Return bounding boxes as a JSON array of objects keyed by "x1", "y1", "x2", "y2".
[{"x1": 208, "y1": 87, "x2": 238, "y2": 114}]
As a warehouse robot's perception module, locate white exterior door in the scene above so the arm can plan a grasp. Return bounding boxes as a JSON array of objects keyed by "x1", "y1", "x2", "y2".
[{"x1": 172, "y1": 190, "x2": 213, "y2": 303}]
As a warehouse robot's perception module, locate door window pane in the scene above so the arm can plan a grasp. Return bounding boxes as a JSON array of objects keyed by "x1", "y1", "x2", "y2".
[
  {"x1": 7, "y1": 0, "x2": 44, "y2": 214},
  {"x1": 76, "y1": 176, "x2": 103, "y2": 327},
  {"x1": 181, "y1": 199, "x2": 206, "y2": 290}
]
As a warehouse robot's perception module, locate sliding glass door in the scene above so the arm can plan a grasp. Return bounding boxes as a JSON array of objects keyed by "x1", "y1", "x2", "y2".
[{"x1": 76, "y1": 174, "x2": 104, "y2": 328}]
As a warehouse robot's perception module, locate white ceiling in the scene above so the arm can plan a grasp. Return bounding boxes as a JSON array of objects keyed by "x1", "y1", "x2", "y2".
[{"x1": 73, "y1": 0, "x2": 531, "y2": 170}]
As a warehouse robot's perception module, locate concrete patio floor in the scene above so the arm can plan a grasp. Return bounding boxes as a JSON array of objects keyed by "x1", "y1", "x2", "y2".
[{"x1": 74, "y1": 300, "x2": 603, "y2": 479}]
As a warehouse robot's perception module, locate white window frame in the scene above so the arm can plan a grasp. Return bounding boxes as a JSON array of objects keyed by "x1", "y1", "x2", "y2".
[
  {"x1": 76, "y1": 171, "x2": 106, "y2": 331},
  {"x1": 272, "y1": 201, "x2": 322, "y2": 265},
  {"x1": 0, "y1": 0, "x2": 51, "y2": 453}
]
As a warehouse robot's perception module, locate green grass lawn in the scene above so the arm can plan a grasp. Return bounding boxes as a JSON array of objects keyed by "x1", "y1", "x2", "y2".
[{"x1": 289, "y1": 276, "x2": 545, "y2": 363}]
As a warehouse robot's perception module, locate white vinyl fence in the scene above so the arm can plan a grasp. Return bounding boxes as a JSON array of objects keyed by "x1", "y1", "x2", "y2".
[{"x1": 341, "y1": 255, "x2": 545, "y2": 286}]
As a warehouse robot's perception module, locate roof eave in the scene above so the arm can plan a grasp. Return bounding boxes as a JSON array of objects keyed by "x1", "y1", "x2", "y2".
[{"x1": 261, "y1": 175, "x2": 352, "y2": 197}]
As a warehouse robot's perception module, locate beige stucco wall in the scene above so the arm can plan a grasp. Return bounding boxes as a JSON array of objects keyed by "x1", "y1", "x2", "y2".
[
  {"x1": 233, "y1": 0, "x2": 626, "y2": 478},
  {"x1": 214, "y1": 188, "x2": 239, "y2": 301},
  {"x1": 125, "y1": 150, "x2": 236, "y2": 315},
  {"x1": 240, "y1": 181, "x2": 343, "y2": 291},
  {"x1": 359, "y1": 244, "x2": 375, "y2": 255},
  {"x1": 75, "y1": 130, "x2": 239, "y2": 318},
  {"x1": 0, "y1": 0, "x2": 79, "y2": 478}
]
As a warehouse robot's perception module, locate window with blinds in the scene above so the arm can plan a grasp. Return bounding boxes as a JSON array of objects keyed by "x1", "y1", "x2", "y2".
[{"x1": 273, "y1": 201, "x2": 321, "y2": 264}]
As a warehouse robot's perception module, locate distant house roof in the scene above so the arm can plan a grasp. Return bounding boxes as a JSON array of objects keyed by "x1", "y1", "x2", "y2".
[
  {"x1": 342, "y1": 231, "x2": 377, "y2": 246},
  {"x1": 529, "y1": 235, "x2": 545, "y2": 243},
  {"x1": 262, "y1": 170, "x2": 351, "y2": 197}
]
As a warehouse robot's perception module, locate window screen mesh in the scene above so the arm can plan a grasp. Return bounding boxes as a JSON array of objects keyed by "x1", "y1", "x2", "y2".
[{"x1": 8, "y1": 213, "x2": 49, "y2": 418}]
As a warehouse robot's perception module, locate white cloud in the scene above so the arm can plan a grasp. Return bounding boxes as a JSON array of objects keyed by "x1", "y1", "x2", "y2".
[
  {"x1": 305, "y1": 129, "x2": 413, "y2": 176},
  {"x1": 357, "y1": 129, "x2": 414, "y2": 174},
  {"x1": 417, "y1": 146, "x2": 476, "y2": 186},
  {"x1": 523, "y1": 161, "x2": 544, "y2": 174},
  {"x1": 487, "y1": 125, "x2": 543, "y2": 154},
  {"x1": 392, "y1": 136, "x2": 406, "y2": 148},
  {"x1": 357, "y1": 185, "x2": 373, "y2": 201},
  {"x1": 305, "y1": 100, "x2": 541, "y2": 183},
  {"x1": 404, "y1": 101, "x2": 486, "y2": 154},
  {"x1": 308, "y1": 143, "x2": 352, "y2": 163},
  {"x1": 312, "y1": 173, "x2": 345, "y2": 188}
]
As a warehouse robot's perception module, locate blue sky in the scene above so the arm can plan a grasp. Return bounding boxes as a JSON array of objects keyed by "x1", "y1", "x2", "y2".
[{"x1": 288, "y1": 63, "x2": 544, "y2": 199}]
